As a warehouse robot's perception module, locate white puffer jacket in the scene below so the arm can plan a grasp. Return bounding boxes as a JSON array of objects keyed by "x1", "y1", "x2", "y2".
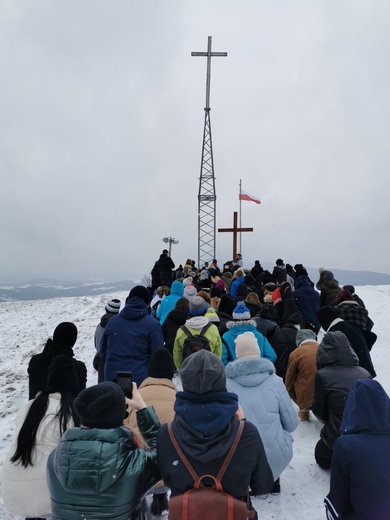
[{"x1": 1, "y1": 393, "x2": 74, "y2": 517}]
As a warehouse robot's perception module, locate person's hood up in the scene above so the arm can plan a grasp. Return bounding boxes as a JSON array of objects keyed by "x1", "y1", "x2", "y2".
[
  {"x1": 170, "y1": 280, "x2": 184, "y2": 297},
  {"x1": 295, "y1": 276, "x2": 312, "y2": 290},
  {"x1": 52, "y1": 427, "x2": 136, "y2": 495},
  {"x1": 120, "y1": 296, "x2": 149, "y2": 321},
  {"x1": 316, "y1": 331, "x2": 359, "y2": 369},
  {"x1": 340, "y1": 379, "x2": 390, "y2": 435},
  {"x1": 226, "y1": 358, "x2": 274, "y2": 387}
]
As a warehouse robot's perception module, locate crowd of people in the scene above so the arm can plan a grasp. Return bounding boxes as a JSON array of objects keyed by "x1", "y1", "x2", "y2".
[{"x1": 1, "y1": 252, "x2": 389, "y2": 520}]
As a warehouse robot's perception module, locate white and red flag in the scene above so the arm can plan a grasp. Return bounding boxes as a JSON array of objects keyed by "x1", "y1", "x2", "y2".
[{"x1": 239, "y1": 190, "x2": 261, "y2": 204}]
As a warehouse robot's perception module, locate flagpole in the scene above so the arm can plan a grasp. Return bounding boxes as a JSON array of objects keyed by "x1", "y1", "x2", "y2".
[{"x1": 239, "y1": 179, "x2": 242, "y2": 258}]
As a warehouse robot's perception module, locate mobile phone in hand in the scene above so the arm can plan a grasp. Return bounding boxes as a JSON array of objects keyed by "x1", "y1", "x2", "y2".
[{"x1": 116, "y1": 371, "x2": 133, "y2": 398}]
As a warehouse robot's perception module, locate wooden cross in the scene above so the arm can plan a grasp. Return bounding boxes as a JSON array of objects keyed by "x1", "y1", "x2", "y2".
[
  {"x1": 191, "y1": 36, "x2": 228, "y2": 110},
  {"x1": 218, "y1": 212, "x2": 253, "y2": 262}
]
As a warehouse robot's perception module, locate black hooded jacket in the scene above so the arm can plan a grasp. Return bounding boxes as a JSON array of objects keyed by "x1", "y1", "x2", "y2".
[{"x1": 311, "y1": 331, "x2": 371, "y2": 449}]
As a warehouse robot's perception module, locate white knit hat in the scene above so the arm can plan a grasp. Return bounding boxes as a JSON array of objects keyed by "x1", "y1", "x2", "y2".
[
  {"x1": 105, "y1": 299, "x2": 121, "y2": 314},
  {"x1": 235, "y1": 331, "x2": 260, "y2": 360}
]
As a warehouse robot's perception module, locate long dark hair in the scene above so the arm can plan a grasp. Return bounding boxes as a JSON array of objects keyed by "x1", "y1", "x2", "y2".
[{"x1": 10, "y1": 391, "x2": 77, "y2": 468}]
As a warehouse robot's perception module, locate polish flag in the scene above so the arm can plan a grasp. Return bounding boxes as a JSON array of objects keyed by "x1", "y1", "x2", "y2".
[{"x1": 239, "y1": 190, "x2": 261, "y2": 204}]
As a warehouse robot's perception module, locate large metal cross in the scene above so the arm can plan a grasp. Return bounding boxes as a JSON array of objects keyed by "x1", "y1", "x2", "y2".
[
  {"x1": 218, "y1": 212, "x2": 253, "y2": 262},
  {"x1": 191, "y1": 36, "x2": 227, "y2": 110}
]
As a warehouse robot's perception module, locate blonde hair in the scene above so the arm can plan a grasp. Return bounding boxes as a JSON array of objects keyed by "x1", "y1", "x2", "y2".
[
  {"x1": 245, "y1": 292, "x2": 260, "y2": 304},
  {"x1": 156, "y1": 285, "x2": 170, "y2": 298}
]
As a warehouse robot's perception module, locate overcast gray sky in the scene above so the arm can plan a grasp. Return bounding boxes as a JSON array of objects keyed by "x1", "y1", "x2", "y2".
[{"x1": 1, "y1": 0, "x2": 390, "y2": 282}]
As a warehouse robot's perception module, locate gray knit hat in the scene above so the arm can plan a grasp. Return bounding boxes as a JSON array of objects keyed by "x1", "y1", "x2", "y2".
[
  {"x1": 189, "y1": 296, "x2": 208, "y2": 316},
  {"x1": 296, "y1": 329, "x2": 317, "y2": 346},
  {"x1": 180, "y1": 350, "x2": 226, "y2": 394}
]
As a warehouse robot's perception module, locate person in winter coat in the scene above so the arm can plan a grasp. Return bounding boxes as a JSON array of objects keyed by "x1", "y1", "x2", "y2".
[
  {"x1": 100, "y1": 286, "x2": 164, "y2": 385},
  {"x1": 226, "y1": 332, "x2": 298, "y2": 495},
  {"x1": 222, "y1": 302, "x2": 276, "y2": 366},
  {"x1": 311, "y1": 331, "x2": 372, "y2": 469},
  {"x1": 157, "y1": 350, "x2": 274, "y2": 519},
  {"x1": 28, "y1": 322, "x2": 87, "y2": 400},
  {"x1": 182, "y1": 276, "x2": 197, "y2": 302},
  {"x1": 293, "y1": 275, "x2": 321, "y2": 332},
  {"x1": 156, "y1": 280, "x2": 184, "y2": 325},
  {"x1": 216, "y1": 293, "x2": 235, "y2": 337},
  {"x1": 324, "y1": 379, "x2": 390, "y2": 520},
  {"x1": 270, "y1": 312, "x2": 302, "y2": 381},
  {"x1": 161, "y1": 297, "x2": 189, "y2": 356},
  {"x1": 229, "y1": 268, "x2": 246, "y2": 298},
  {"x1": 272, "y1": 258, "x2": 287, "y2": 284},
  {"x1": 157, "y1": 249, "x2": 175, "y2": 287},
  {"x1": 320, "y1": 272, "x2": 341, "y2": 306},
  {"x1": 2, "y1": 356, "x2": 78, "y2": 520},
  {"x1": 93, "y1": 298, "x2": 121, "y2": 383},
  {"x1": 316, "y1": 305, "x2": 376, "y2": 377},
  {"x1": 334, "y1": 289, "x2": 372, "y2": 330},
  {"x1": 250, "y1": 260, "x2": 263, "y2": 280},
  {"x1": 47, "y1": 381, "x2": 160, "y2": 520},
  {"x1": 173, "y1": 296, "x2": 222, "y2": 369},
  {"x1": 285, "y1": 329, "x2": 319, "y2": 421},
  {"x1": 125, "y1": 348, "x2": 177, "y2": 518}
]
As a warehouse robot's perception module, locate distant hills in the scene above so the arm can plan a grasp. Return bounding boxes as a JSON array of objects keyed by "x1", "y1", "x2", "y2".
[
  {"x1": 0, "y1": 268, "x2": 389, "y2": 302},
  {"x1": 0, "y1": 279, "x2": 137, "y2": 302}
]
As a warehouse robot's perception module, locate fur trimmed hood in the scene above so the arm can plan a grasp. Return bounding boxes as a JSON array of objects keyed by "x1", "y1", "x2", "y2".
[
  {"x1": 226, "y1": 357, "x2": 275, "y2": 387},
  {"x1": 226, "y1": 319, "x2": 257, "y2": 329}
]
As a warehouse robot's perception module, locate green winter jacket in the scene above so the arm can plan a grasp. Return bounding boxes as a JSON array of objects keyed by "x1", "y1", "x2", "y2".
[{"x1": 47, "y1": 406, "x2": 160, "y2": 520}]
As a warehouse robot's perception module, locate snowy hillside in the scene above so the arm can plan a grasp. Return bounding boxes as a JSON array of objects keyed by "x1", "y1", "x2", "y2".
[{"x1": 0, "y1": 286, "x2": 389, "y2": 519}]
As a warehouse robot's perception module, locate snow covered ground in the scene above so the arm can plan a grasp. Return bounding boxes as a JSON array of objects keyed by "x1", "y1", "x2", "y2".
[{"x1": 0, "y1": 285, "x2": 389, "y2": 519}]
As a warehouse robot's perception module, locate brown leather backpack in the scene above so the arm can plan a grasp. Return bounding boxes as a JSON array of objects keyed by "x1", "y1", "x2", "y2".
[{"x1": 167, "y1": 421, "x2": 255, "y2": 520}]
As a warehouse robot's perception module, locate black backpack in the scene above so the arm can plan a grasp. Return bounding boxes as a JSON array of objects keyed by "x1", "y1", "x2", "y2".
[{"x1": 180, "y1": 323, "x2": 212, "y2": 360}]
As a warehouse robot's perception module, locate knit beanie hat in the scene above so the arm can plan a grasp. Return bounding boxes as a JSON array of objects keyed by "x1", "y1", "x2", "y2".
[
  {"x1": 216, "y1": 279, "x2": 227, "y2": 291},
  {"x1": 296, "y1": 329, "x2": 317, "y2": 346},
  {"x1": 128, "y1": 285, "x2": 151, "y2": 305},
  {"x1": 235, "y1": 332, "x2": 260, "y2": 360},
  {"x1": 334, "y1": 290, "x2": 354, "y2": 305},
  {"x1": 233, "y1": 301, "x2": 251, "y2": 320},
  {"x1": 105, "y1": 298, "x2": 121, "y2": 314},
  {"x1": 53, "y1": 322, "x2": 78, "y2": 347},
  {"x1": 148, "y1": 348, "x2": 176, "y2": 380},
  {"x1": 324, "y1": 272, "x2": 335, "y2": 282},
  {"x1": 74, "y1": 382, "x2": 126, "y2": 429},
  {"x1": 180, "y1": 350, "x2": 226, "y2": 394},
  {"x1": 47, "y1": 355, "x2": 79, "y2": 393},
  {"x1": 183, "y1": 276, "x2": 193, "y2": 287},
  {"x1": 189, "y1": 296, "x2": 209, "y2": 316}
]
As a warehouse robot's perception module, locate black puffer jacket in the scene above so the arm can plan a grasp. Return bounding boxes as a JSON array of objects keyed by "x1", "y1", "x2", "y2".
[
  {"x1": 312, "y1": 331, "x2": 371, "y2": 449},
  {"x1": 162, "y1": 308, "x2": 188, "y2": 356}
]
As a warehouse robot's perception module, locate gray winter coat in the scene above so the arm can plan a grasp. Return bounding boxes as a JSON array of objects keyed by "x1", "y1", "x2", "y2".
[{"x1": 226, "y1": 357, "x2": 298, "y2": 479}]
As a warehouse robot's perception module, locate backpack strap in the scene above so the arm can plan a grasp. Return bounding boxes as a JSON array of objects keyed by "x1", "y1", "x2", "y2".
[
  {"x1": 167, "y1": 422, "x2": 199, "y2": 482},
  {"x1": 199, "y1": 322, "x2": 213, "y2": 337},
  {"x1": 167, "y1": 420, "x2": 245, "y2": 484},
  {"x1": 180, "y1": 325, "x2": 192, "y2": 338},
  {"x1": 216, "y1": 420, "x2": 245, "y2": 481}
]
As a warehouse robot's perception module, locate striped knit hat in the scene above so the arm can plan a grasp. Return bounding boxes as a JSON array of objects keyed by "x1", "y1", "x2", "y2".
[
  {"x1": 105, "y1": 299, "x2": 121, "y2": 314},
  {"x1": 232, "y1": 301, "x2": 251, "y2": 321}
]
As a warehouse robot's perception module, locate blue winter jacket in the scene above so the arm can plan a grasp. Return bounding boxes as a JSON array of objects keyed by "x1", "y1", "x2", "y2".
[
  {"x1": 229, "y1": 276, "x2": 245, "y2": 298},
  {"x1": 226, "y1": 357, "x2": 298, "y2": 479},
  {"x1": 293, "y1": 276, "x2": 321, "y2": 332},
  {"x1": 222, "y1": 320, "x2": 277, "y2": 366},
  {"x1": 325, "y1": 379, "x2": 390, "y2": 520},
  {"x1": 156, "y1": 281, "x2": 184, "y2": 325},
  {"x1": 100, "y1": 296, "x2": 164, "y2": 385}
]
